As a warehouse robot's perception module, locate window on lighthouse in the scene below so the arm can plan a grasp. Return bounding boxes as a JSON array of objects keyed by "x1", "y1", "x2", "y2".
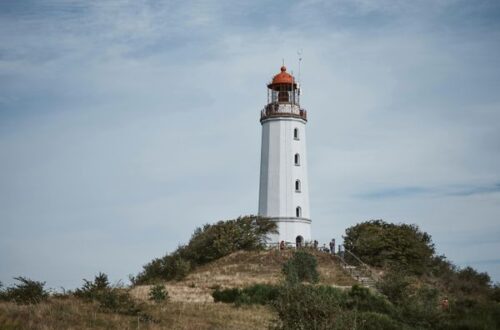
[
  {"x1": 294, "y1": 153, "x2": 300, "y2": 166},
  {"x1": 296, "y1": 206, "x2": 302, "y2": 218},
  {"x1": 295, "y1": 180, "x2": 301, "y2": 192},
  {"x1": 294, "y1": 128, "x2": 299, "y2": 140}
]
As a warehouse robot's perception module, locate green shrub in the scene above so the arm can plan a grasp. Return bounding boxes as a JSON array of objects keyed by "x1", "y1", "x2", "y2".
[
  {"x1": 135, "y1": 216, "x2": 277, "y2": 283},
  {"x1": 272, "y1": 284, "x2": 348, "y2": 330},
  {"x1": 436, "y1": 298, "x2": 500, "y2": 330},
  {"x1": 343, "y1": 220, "x2": 435, "y2": 274},
  {"x1": 376, "y1": 271, "x2": 413, "y2": 304},
  {"x1": 345, "y1": 285, "x2": 395, "y2": 315},
  {"x1": 212, "y1": 288, "x2": 241, "y2": 303},
  {"x1": 148, "y1": 284, "x2": 169, "y2": 303},
  {"x1": 212, "y1": 284, "x2": 280, "y2": 305},
  {"x1": 491, "y1": 283, "x2": 500, "y2": 302},
  {"x1": 271, "y1": 284, "x2": 405, "y2": 330},
  {"x1": 74, "y1": 272, "x2": 110, "y2": 300},
  {"x1": 74, "y1": 273, "x2": 146, "y2": 318},
  {"x1": 282, "y1": 250, "x2": 319, "y2": 284},
  {"x1": 398, "y1": 286, "x2": 440, "y2": 328},
  {"x1": 4, "y1": 277, "x2": 48, "y2": 305},
  {"x1": 357, "y1": 312, "x2": 401, "y2": 330},
  {"x1": 0, "y1": 281, "x2": 5, "y2": 301}
]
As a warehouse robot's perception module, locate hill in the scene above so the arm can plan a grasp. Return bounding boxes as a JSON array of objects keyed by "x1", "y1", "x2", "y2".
[
  {"x1": 1, "y1": 217, "x2": 498, "y2": 329},
  {"x1": 0, "y1": 249, "x2": 356, "y2": 330},
  {"x1": 130, "y1": 249, "x2": 356, "y2": 303}
]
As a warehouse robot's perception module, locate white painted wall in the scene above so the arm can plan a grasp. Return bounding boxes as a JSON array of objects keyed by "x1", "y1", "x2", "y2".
[{"x1": 258, "y1": 114, "x2": 311, "y2": 243}]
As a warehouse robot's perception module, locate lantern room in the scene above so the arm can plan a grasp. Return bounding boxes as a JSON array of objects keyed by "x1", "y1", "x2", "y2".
[{"x1": 267, "y1": 66, "x2": 300, "y2": 105}]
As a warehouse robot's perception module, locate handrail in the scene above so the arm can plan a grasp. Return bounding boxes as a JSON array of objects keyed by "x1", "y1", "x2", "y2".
[{"x1": 342, "y1": 248, "x2": 381, "y2": 282}]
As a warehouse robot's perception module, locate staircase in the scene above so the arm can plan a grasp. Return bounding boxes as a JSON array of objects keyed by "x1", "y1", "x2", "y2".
[{"x1": 336, "y1": 248, "x2": 380, "y2": 289}]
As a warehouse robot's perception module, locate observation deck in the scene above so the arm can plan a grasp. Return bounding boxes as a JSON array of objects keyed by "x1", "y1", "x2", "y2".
[{"x1": 260, "y1": 103, "x2": 307, "y2": 122}]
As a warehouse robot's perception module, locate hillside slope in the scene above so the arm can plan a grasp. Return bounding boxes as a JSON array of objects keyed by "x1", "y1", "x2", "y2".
[{"x1": 131, "y1": 249, "x2": 355, "y2": 303}]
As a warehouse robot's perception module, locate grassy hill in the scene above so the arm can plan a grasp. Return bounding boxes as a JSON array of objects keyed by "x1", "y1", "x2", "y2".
[
  {"x1": 130, "y1": 249, "x2": 355, "y2": 303},
  {"x1": 0, "y1": 249, "x2": 355, "y2": 329},
  {"x1": 1, "y1": 217, "x2": 498, "y2": 329}
]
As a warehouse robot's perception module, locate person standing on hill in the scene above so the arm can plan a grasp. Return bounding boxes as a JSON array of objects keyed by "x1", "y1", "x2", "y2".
[{"x1": 329, "y1": 239, "x2": 335, "y2": 255}]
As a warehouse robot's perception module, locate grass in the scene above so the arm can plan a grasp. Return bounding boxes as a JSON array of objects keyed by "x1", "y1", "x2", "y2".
[
  {"x1": 131, "y1": 249, "x2": 355, "y2": 303},
  {"x1": 0, "y1": 296, "x2": 274, "y2": 329},
  {"x1": 0, "y1": 249, "x2": 354, "y2": 329}
]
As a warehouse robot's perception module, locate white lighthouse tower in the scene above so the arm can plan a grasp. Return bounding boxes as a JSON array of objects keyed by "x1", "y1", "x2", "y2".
[{"x1": 258, "y1": 66, "x2": 311, "y2": 246}]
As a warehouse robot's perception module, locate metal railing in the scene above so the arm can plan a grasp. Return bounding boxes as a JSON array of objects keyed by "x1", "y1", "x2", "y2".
[
  {"x1": 338, "y1": 247, "x2": 381, "y2": 283},
  {"x1": 260, "y1": 103, "x2": 307, "y2": 122}
]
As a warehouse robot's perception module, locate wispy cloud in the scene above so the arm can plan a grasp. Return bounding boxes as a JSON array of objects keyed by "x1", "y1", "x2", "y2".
[
  {"x1": 1, "y1": 0, "x2": 500, "y2": 287},
  {"x1": 356, "y1": 183, "x2": 500, "y2": 199}
]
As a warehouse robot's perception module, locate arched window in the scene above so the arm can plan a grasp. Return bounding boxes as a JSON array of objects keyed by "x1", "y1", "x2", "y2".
[
  {"x1": 296, "y1": 206, "x2": 302, "y2": 218},
  {"x1": 294, "y1": 153, "x2": 300, "y2": 166},
  {"x1": 294, "y1": 128, "x2": 299, "y2": 140},
  {"x1": 295, "y1": 180, "x2": 301, "y2": 192}
]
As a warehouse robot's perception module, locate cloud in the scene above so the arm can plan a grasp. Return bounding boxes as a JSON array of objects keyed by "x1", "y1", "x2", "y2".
[
  {"x1": 356, "y1": 183, "x2": 500, "y2": 199},
  {"x1": 1, "y1": 0, "x2": 500, "y2": 288}
]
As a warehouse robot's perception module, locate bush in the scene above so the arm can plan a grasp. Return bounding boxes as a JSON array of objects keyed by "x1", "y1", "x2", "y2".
[
  {"x1": 135, "y1": 216, "x2": 277, "y2": 283},
  {"x1": 212, "y1": 288, "x2": 241, "y2": 303},
  {"x1": 74, "y1": 272, "x2": 111, "y2": 300},
  {"x1": 271, "y1": 283, "x2": 405, "y2": 330},
  {"x1": 345, "y1": 285, "x2": 394, "y2": 315},
  {"x1": 437, "y1": 298, "x2": 500, "y2": 330},
  {"x1": 212, "y1": 284, "x2": 280, "y2": 306},
  {"x1": 357, "y1": 312, "x2": 401, "y2": 330},
  {"x1": 74, "y1": 273, "x2": 146, "y2": 317},
  {"x1": 343, "y1": 220, "x2": 435, "y2": 274},
  {"x1": 0, "y1": 281, "x2": 5, "y2": 301},
  {"x1": 491, "y1": 283, "x2": 500, "y2": 302},
  {"x1": 3, "y1": 277, "x2": 48, "y2": 305},
  {"x1": 376, "y1": 271, "x2": 413, "y2": 304},
  {"x1": 282, "y1": 250, "x2": 319, "y2": 284},
  {"x1": 148, "y1": 284, "x2": 168, "y2": 303},
  {"x1": 272, "y1": 284, "x2": 348, "y2": 330}
]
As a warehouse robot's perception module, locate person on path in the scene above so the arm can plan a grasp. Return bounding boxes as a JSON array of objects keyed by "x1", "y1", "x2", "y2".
[
  {"x1": 329, "y1": 239, "x2": 336, "y2": 255},
  {"x1": 441, "y1": 297, "x2": 449, "y2": 311}
]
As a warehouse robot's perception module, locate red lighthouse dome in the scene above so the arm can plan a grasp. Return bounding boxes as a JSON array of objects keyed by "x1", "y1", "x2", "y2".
[{"x1": 268, "y1": 66, "x2": 297, "y2": 90}]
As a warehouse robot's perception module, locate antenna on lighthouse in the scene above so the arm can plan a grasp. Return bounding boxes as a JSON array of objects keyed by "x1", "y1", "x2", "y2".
[{"x1": 297, "y1": 49, "x2": 303, "y2": 96}]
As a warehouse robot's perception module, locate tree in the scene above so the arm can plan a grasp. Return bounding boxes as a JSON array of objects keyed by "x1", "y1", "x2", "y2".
[
  {"x1": 343, "y1": 220, "x2": 435, "y2": 274},
  {"x1": 135, "y1": 216, "x2": 278, "y2": 283},
  {"x1": 4, "y1": 277, "x2": 48, "y2": 304}
]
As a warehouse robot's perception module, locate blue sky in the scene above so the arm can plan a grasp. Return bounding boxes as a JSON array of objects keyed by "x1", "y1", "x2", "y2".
[{"x1": 1, "y1": 0, "x2": 500, "y2": 289}]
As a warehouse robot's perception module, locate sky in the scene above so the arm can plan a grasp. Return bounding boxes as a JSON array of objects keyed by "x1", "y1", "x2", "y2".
[{"x1": 1, "y1": 0, "x2": 500, "y2": 289}]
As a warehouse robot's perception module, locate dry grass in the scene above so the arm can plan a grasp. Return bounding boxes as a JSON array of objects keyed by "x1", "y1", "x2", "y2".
[
  {"x1": 0, "y1": 249, "x2": 353, "y2": 329},
  {"x1": 131, "y1": 249, "x2": 355, "y2": 303},
  {"x1": 0, "y1": 297, "x2": 274, "y2": 330}
]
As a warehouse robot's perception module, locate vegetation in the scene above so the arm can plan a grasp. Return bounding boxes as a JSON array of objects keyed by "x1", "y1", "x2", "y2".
[
  {"x1": 1, "y1": 218, "x2": 499, "y2": 329},
  {"x1": 148, "y1": 284, "x2": 169, "y2": 303},
  {"x1": 134, "y1": 216, "x2": 277, "y2": 283},
  {"x1": 282, "y1": 250, "x2": 319, "y2": 284},
  {"x1": 212, "y1": 284, "x2": 280, "y2": 306},
  {"x1": 74, "y1": 272, "x2": 148, "y2": 319},
  {"x1": 0, "y1": 277, "x2": 48, "y2": 305},
  {"x1": 342, "y1": 220, "x2": 500, "y2": 329},
  {"x1": 343, "y1": 219, "x2": 435, "y2": 274},
  {"x1": 0, "y1": 297, "x2": 273, "y2": 329}
]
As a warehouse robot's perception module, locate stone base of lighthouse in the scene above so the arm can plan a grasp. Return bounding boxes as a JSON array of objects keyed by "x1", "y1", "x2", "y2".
[{"x1": 267, "y1": 217, "x2": 312, "y2": 245}]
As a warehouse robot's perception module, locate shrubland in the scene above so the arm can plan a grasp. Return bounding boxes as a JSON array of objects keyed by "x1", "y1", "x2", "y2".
[
  {"x1": 1, "y1": 217, "x2": 499, "y2": 329},
  {"x1": 134, "y1": 215, "x2": 277, "y2": 284},
  {"x1": 211, "y1": 220, "x2": 500, "y2": 329}
]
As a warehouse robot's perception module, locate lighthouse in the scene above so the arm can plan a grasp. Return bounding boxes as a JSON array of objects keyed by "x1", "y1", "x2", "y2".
[{"x1": 258, "y1": 66, "x2": 311, "y2": 246}]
